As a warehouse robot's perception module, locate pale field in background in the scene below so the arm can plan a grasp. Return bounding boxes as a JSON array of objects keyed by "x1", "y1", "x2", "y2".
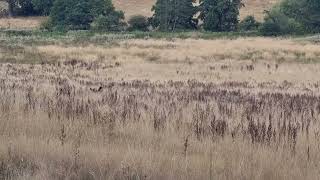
[
  {"x1": 27, "y1": 37, "x2": 320, "y2": 87},
  {"x1": 114, "y1": 0, "x2": 278, "y2": 20},
  {"x1": 0, "y1": 16, "x2": 46, "y2": 29}
]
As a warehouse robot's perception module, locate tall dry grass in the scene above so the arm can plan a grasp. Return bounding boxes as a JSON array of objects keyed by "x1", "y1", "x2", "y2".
[{"x1": 0, "y1": 37, "x2": 320, "y2": 179}]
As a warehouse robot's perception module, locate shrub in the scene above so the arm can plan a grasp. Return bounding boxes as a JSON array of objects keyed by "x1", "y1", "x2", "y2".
[
  {"x1": 259, "y1": 20, "x2": 281, "y2": 36},
  {"x1": 259, "y1": 8, "x2": 305, "y2": 36},
  {"x1": 91, "y1": 13, "x2": 126, "y2": 32},
  {"x1": 259, "y1": 0, "x2": 320, "y2": 34},
  {"x1": 239, "y1": 15, "x2": 260, "y2": 31},
  {"x1": 128, "y1": 15, "x2": 149, "y2": 31},
  {"x1": 49, "y1": 0, "x2": 124, "y2": 31},
  {"x1": 280, "y1": 0, "x2": 320, "y2": 33}
]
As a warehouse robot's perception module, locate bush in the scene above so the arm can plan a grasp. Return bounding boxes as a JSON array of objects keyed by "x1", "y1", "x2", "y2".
[
  {"x1": 259, "y1": 0, "x2": 319, "y2": 35},
  {"x1": 259, "y1": 20, "x2": 281, "y2": 36},
  {"x1": 91, "y1": 13, "x2": 126, "y2": 32},
  {"x1": 31, "y1": 0, "x2": 54, "y2": 15},
  {"x1": 280, "y1": 0, "x2": 320, "y2": 33},
  {"x1": 49, "y1": 0, "x2": 124, "y2": 31},
  {"x1": 128, "y1": 15, "x2": 149, "y2": 31},
  {"x1": 259, "y1": 8, "x2": 305, "y2": 36},
  {"x1": 239, "y1": 15, "x2": 260, "y2": 31}
]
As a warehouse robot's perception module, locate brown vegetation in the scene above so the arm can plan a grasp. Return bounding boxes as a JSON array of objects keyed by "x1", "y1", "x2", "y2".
[{"x1": 0, "y1": 37, "x2": 320, "y2": 179}]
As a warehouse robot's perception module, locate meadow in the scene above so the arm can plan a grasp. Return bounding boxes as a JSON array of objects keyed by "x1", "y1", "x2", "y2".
[{"x1": 0, "y1": 30, "x2": 320, "y2": 179}]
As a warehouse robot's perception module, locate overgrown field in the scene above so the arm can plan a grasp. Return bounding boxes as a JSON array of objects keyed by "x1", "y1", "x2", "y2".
[{"x1": 1, "y1": 32, "x2": 320, "y2": 179}]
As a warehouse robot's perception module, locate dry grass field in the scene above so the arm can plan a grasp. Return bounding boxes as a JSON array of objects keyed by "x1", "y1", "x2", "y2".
[
  {"x1": 0, "y1": 1, "x2": 318, "y2": 180},
  {"x1": 0, "y1": 16, "x2": 46, "y2": 30},
  {"x1": 0, "y1": 32, "x2": 320, "y2": 179}
]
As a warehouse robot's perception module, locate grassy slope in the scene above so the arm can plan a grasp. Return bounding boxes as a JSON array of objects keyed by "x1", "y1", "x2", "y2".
[
  {"x1": 0, "y1": 0, "x2": 278, "y2": 20},
  {"x1": 0, "y1": 0, "x2": 278, "y2": 29},
  {"x1": 114, "y1": 0, "x2": 279, "y2": 20}
]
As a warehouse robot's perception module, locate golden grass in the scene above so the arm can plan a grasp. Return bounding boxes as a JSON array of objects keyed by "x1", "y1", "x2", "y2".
[
  {"x1": 240, "y1": 0, "x2": 279, "y2": 20},
  {"x1": 114, "y1": 0, "x2": 156, "y2": 18},
  {"x1": 0, "y1": 16, "x2": 46, "y2": 30},
  {"x1": 1, "y1": 37, "x2": 320, "y2": 179},
  {"x1": 32, "y1": 38, "x2": 320, "y2": 84}
]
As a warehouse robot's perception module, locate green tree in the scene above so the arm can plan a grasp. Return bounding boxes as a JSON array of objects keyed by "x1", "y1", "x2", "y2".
[
  {"x1": 199, "y1": 0, "x2": 243, "y2": 32},
  {"x1": 2, "y1": 0, "x2": 38, "y2": 16},
  {"x1": 31, "y1": 0, "x2": 54, "y2": 15},
  {"x1": 280, "y1": 0, "x2": 320, "y2": 32},
  {"x1": 150, "y1": 0, "x2": 197, "y2": 31},
  {"x1": 49, "y1": 0, "x2": 124, "y2": 31},
  {"x1": 259, "y1": 7, "x2": 304, "y2": 36}
]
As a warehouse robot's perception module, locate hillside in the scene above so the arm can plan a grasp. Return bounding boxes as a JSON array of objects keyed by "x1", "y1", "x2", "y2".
[
  {"x1": 0, "y1": 0, "x2": 278, "y2": 20},
  {"x1": 114, "y1": 0, "x2": 279, "y2": 20},
  {"x1": 0, "y1": 0, "x2": 278, "y2": 29}
]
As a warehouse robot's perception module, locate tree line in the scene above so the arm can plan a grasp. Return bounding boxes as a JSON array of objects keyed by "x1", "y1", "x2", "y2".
[{"x1": 1, "y1": 0, "x2": 320, "y2": 35}]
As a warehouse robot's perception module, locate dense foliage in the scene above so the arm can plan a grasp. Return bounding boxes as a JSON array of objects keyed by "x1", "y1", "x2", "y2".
[
  {"x1": 199, "y1": 0, "x2": 243, "y2": 32},
  {"x1": 259, "y1": 7, "x2": 304, "y2": 36},
  {"x1": 258, "y1": 0, "x2": 320, "y2": 35},
  {"x1": 49, "y1": 0, "x2": 124, "y2": 31},
  {"x1": 150, "y1": 0, "x2": 197, "y2": 31},
  {"x1": 5, "y1": 0, "x2": 38, "y2": 16},
  {"x1": 3, "y1": 0, "x2": 320, "y2": 36},
  {"x1": 280, "y1": 0, "x2": 320, "y2": 33},
  {"x1": 238, "y1": 15, "x2": 260, "y2": 31},
  {"x1": 128, "y1": 15, "x2": 149, "y2": 31},
  {"x1": 31, "y1": 0, "x2": 54, "y2": 15},
  {"x1": 91, "y1": 13, "x2": 126, "y2": 32}
]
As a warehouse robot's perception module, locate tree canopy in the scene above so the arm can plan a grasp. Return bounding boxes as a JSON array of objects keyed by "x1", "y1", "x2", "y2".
[
  {"x1": 280, "y1": 0, "x2": 320, "y2": 32},
  {"x1": 199, "y1": 0, "x2": 243, "y2": 32},
  {"x1": 150, "y1": 0, "x2": 197, "y2": 31},
  {"x1": 31, "y1": 0, "x2": 54, "y2": 15},
  {"x1": 49, "y1": 0, "x2": 124, "y2": 31}
]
